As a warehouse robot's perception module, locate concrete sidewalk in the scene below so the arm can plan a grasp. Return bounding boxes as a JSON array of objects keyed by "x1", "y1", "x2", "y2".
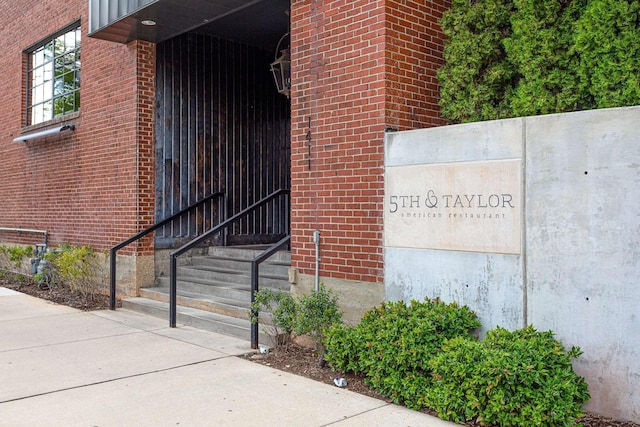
[{"x1": 0, "y1": 287, "x2": 455, "y2": 427}]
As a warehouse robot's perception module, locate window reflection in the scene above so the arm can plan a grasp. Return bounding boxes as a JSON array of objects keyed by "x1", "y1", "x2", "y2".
[{"x1": 27, "y1": 23, "x2": 81, "y2": 125}]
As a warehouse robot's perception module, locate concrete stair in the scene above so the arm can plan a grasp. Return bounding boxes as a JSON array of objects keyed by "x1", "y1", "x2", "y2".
[{"x1": 122, "y1": 246, "x2": 291, "y2": 344}]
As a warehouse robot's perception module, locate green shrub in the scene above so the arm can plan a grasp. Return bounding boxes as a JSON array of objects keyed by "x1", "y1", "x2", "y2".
[
  {"x1": 574, "y1": 0, "x2": 640, "y2": 109},
  {"x1": 45, "y1": 244, "x2": 103, "y2": 300},
  {"x1": 0, "y1": 245, "x2": 34, "y2": 271},
  {"x1": 504, "y1": 0, "x2": 589, "y2": 116},
  {"x1": 324, "y1": 298, "x2": 481, "y2": 409},
  {"x1": 438, "y1": 0, "x2": 517, "y2": 123},
  {"x1": 293, "y1": 284, "x2": 342, "y2": 347},
  {"x1": 251, "y1": 284, "x2": 342, "y2": 364},
  {"x1": 250, "y1": 288, "x2": 298, "y2": 347},
  {"x1": 292, "y1": 284, "x2": 342, "y2": 366},
  {"x1": 324, "y1": 323, "x2": 364, "y2": 374},
  {"x1": 438, "y1": 0, "x2": 640, "y2": 123},
  {"x1": 426, "y1": 326, "x2": 590, "y2": 426}
]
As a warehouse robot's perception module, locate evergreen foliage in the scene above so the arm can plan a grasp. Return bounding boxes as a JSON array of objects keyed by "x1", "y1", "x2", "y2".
[
  {"x1": 425, "y1": 326, "x2": 590, "y2": 426},
  {"x1": 439, "y1": 0, "x2": 640, "y2": 123},
  {"x1": 324, "y1": 298, "x2": 481, "y2": 409},
  {"x1": 574, "y1": 0, "x2": 640, "y2": 108},
  {"x1": 438, "y1": 0, "x2": 517, "y2": 122},
  {"x1": 505, "y1": 0, "x2": 589, "y2": 116}
]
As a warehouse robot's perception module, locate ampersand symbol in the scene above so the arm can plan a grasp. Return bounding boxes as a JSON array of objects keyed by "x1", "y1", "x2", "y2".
[{"x1": 425, "y1": 190, "x2": 438, "y2": 208}]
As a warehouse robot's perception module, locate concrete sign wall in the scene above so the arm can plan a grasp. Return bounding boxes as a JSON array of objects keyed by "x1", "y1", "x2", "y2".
[{"x1": 384, "y1": 106, "x2": 640, "y2": 423}]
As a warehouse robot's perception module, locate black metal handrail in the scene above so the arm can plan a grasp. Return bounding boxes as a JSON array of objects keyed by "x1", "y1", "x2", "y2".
[
  {"x1": 249, "y1": 234, "x2": 291, "y2": 349},
  {"x1": 109, "y1": 192, "x2": 225, "y2": 310},
  {"x1": 169, "y1": 189, "x2": 290, "y2": 330}
]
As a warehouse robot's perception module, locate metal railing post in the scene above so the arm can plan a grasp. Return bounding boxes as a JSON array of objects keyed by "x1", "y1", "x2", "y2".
[
  {"x1": 250, "y1": 261, "x2": 259, "y2": 349},
  {"x1": 109, "y1": 248, "x2": 117, "y2": 310},
  {"x1": 249, "y1": 234, "x2": 291, "y2": 349},
  {"x1": 170, "y1": 254, "x2": 177, "y2": 327},
  {"x1": 108, "y1": 192, "x2": 224, "y2": 313},
  {"x1": 167, "y1": 189, "x2": 289, "y2": 332}
]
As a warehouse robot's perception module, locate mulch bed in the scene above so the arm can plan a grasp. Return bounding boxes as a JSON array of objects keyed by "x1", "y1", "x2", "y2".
[
  {"x1": 0, "y1": 272, "x2": 116, "y2": 311},
  {"x1": 242, "y1": 344, "x2": 639, "y2": 427},
  {"x1": 1, "y1": 272, "x2": 636, "y2": 427}
]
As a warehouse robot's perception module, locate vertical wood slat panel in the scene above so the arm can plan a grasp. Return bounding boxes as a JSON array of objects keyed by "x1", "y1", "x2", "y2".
[{"x1": 155, "y1": 33, "x2": 290, "y2": 248}]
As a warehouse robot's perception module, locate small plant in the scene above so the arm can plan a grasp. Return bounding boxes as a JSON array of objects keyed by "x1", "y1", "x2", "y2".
[
  {"x1": 323, "y1": 323, "x2": 364, "y2": 374},
  {"x1": 250, "y1": 288, "x2": 297, "y2": 347},
  {"x1": 425, "y1": 325, "x2": 590, "y2": 426},
  {"x1": 293, "y1": 284, "x2": 342, "y2": 366},
  {"x1": 324, "y1": 297, "x2": 481, "y2": 409},
  {"x1": 44, "y1": 243, "x2": 103, "y2": 300},
  {"x1": 251, "y1": 284, "x2": 343, "y2": 365},
  {"x1": 0, "y1": 244, "x2": 34, "y2": 272}
]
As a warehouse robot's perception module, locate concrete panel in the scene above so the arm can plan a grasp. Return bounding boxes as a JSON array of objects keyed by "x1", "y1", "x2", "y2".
[
  {"x1": 385, "y1": 117, "x2": 524, "y2": 166},
  {"x1": 383, "y1": 106, "x2": 640, "y2": 422},
  {"x1": 384, "y1": 248, "x2": 524, "y2": 333},
  {"x1": 0, "y1": 293, "x2": 78, "y2": 321},
  {"x1": 345, "y1": 403, "x2": 459, "y2": 426},
  {"x1": 0, "y1": 312, "x2": 141, "y2": 352},
  {"x1": 385, "y1": 159, "x2": 522, "y2": 254},
  {"x1": 293, "y1": 273, "x2": 385, "y2": 326},
  {"x1": 525, "y1": 106, "x2": 640, "y2": 421}
]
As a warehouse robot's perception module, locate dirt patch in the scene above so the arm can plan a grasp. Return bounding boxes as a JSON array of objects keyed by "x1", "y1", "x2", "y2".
[{"x1": 0, "y1": 272, "x2": 117, "y2": 311}]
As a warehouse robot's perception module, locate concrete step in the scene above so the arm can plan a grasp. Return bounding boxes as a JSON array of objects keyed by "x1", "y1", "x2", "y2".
[
  {"x1": 190, "y1": 255, "x2": 290, "y2": 276},
  {"x1": 207, "y1": 246, "x2": 291, "y2": 263},
  {"x1": 140, "y1": 286, "x2": 251, "y2": 319},
  {"x1": 149, "y1": 245, "x2": 291, "y2": 343},
  {"x1": 154, "y1": 278, "x2": 251, "y2": 301},
  {"x1": 156, "y1": 275, "x2": 290, "y2": 295},
  {"x1": 174, "y1": 265, "x2": 288, "y2": 288},
  {"x1": 122, "y1": 297, "x2": 270, "y2": 344}
]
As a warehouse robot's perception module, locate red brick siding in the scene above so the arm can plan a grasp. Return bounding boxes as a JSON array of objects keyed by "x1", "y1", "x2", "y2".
[
  {"x1": 135, "y1": 41, "x2": 157, "y2": 255},
  {"x1": 0, "y1": 0, "x2": 155, "y2": 255},
  {"x1": 290, "y1": 0, "x2": 448, "y2": 283},
  {"x1": 385, "y1": 0, "x2": 450, "y2": 129}
]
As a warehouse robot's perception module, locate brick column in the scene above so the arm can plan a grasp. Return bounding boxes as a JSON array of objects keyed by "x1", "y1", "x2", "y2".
[{"x1": 289, "y1": 0, "x2": 449, "y2": 322}]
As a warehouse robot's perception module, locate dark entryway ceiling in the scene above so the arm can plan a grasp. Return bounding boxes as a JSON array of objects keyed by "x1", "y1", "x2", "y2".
[{"x1": 89, "y1": 0, "x2": 290, "y2": 51}]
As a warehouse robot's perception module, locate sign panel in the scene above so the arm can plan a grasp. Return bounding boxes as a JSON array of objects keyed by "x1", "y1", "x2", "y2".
[{"x1": 384, "y1": 159, "x2": 522, "y2": 254}]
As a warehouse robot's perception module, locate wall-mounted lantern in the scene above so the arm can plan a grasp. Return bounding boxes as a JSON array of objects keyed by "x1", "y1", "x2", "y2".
[{"x1": 270, "y1": 33, "x2": 291, "y2": 98}]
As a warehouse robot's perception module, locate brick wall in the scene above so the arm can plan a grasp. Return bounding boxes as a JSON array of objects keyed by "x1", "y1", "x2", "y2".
[
  {"x1": 0, "y1": 0, "x2": 448, "y2": 273},
  {"x1": 385, "y1": 0, "x2": 450, "y2": 129},
  {"x1": 290, "y1": 0, "x2": 449, "y2": 284},
  {"x1": 0, "y1": 0, "x2": 155, "y2": 255},
  {"x1": 134, "y1": 40, "x2": 157, "y2": 255}
]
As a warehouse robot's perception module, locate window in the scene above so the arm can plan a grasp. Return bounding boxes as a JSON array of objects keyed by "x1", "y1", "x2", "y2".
[{"x1": 27, "y1": 23, "x2": 81, "y2": 126}]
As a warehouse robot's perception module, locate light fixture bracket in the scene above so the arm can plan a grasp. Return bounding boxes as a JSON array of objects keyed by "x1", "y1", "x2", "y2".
[{"x1": 270, "y1": 33, "x2": 291, "y2": 98}]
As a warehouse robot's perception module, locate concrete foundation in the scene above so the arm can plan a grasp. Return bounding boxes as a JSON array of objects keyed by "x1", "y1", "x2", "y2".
[
  {"x1": 384, "y1": 106, "x2": 640, "y2": 423},
  {"x1": 291, "y1": 273, "x2": 385, "y2": 326},
  {"x1": 113, "y1": 253, "x2": 155, "y2": 297}
]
